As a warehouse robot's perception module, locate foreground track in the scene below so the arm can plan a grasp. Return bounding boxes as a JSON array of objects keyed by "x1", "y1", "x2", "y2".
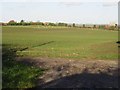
[{"x1": 17, "y1": 57, "x2": 119, "y2": 88}]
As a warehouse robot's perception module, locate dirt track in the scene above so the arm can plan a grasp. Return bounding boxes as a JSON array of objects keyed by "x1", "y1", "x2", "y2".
[{"x1": 17, "y1": 57, "x2": 119, "y2": 88}]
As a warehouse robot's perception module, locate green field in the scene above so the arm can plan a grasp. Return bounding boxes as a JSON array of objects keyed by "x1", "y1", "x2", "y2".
[{"x1": 2, "y1": 26, "x2": 118, "y2": 60}]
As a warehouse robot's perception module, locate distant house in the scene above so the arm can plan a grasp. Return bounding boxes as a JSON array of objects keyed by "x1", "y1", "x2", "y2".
[
  {"x1": 104, "y1": 25, "x2": 108, "y2": 29},
  {"x1": 85, "y1": 24, "x2": 94, "y2": 28},
  {"x1": 8, "y1": 20, "x2": 16, "y2": 23},
  {"x1": 0, "y1": 22, "x2": 7, "y2": 26},
  {"x1": 8, "y1": 20, "x2": 17, "y2": 25},
  {"x1": 67, "y1": 23, "x2": 73, "y2": 27},
  {"x1": 44, "y1": 22, "x2": 49, "y2": 26},
  {"x1": 109, "y1": 22, "x2": 116, "y2": 27}
]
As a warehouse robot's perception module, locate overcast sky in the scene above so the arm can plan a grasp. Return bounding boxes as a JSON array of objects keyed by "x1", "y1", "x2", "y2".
[{"x1": 0, "y1": 1, "x2": 118, "y2": 24}]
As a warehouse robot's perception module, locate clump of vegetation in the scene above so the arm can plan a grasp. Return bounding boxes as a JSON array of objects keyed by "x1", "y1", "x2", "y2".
[
  {"x1": 2, "y1": 45, "x2": 44, "y2": 88},
  {"x1": 108, "y1": 26, "x2": 115, "y2": 30}
]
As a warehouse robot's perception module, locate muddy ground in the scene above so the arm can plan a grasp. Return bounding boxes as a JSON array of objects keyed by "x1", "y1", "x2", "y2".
[{"x1": 16, "y1": 57, "x2": 119, "y2": 88}]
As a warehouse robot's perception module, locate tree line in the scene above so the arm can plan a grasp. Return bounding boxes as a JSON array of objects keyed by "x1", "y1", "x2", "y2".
[
  {"x1": 1, "y1": 20, "x2": 119, "y2": 30},
  {"x1": 2, "y1": 20, "x2": 69, "y2": 27}
]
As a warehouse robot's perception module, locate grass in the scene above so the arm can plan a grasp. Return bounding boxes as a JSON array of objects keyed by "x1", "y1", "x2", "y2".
[
  {"x1": 2, "y1": 26, "x2": 118, "y2": 88},
  {"x1": 2, "y1": 26, "x2": 118, "y2": 60},
  {"x1": 2, "y1": 45, "x2": 45, "y2": 88}
]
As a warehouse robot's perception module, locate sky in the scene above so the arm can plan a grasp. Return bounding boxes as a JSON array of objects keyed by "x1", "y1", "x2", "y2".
[{"x1": 0, "y1": 1, "x2": 118, "y2": 24}]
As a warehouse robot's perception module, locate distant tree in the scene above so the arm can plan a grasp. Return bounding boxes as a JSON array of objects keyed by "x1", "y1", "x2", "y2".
[
  {"x1": 73, "y1": 23, "x2": 75, "y2": 27},
  {"x1": 20, "y1": 20, "x2": 25, "y2": 25},
  {"x1": 109, "y1": 26, "x2": 115, "y2": 30},
  {"x1": 99, "y1": 25, "x2": 105, "y2": 29},
  {"x1": 93, "y1": 25, "x2": 96, "y2": 28},
  {"x1": 115, "y1": 24, "x2": 117, "y2": 28},
  {"x1": 38, "y1": 22, "x2": 44, "y2": 26},
  {"x1": 26, "y1": 22, "x2": 30, "y2": 25},
  {"x1": 30, "y1": 22, "x2": 33, "y2": 25},
  {"x1": 58, "y1": 23, "x2": 63, "y2": 26},
  {"x1": 16, "y1": 23, "x2": 20, "y2": 25},
  {"x1": 58, "y1": 23, "x2": 67, "y2": 26},
  {"x1": 49, "y1": 22, "x2": 56, "y2": 26},
  {"x1": 83, "y1": 24, "x2": 85, "y2": 28},
  {"x1": 36, "y1": 22, "x2": 44, "y2": 26},
  {"x1": 20, "y1": 20, "x2": 24, "y2": 23}
]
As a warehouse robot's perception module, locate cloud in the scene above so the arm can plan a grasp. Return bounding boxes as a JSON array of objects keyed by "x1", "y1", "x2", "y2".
[
  {"x1": 102, "y1": 2, "x2": 118, "y2": 7},
  {"x1": 59, "y1": 2, "x2": 83, "y2": 7},
  {"x1": 0, "y1": 0, "x2": 28, "y2": 2}
]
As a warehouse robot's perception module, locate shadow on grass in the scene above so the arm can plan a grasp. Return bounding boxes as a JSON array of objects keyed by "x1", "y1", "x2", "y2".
[
  {"x1": 2, "y1": 44, "x2": 119, "y2": 89},
  {"x1": 2, "y1": 44, "x2": 17, "y2": 67},
  {"x1": 116, "y1": 41, "x2": 120, "y2": 44},
  {"x1": 2, "y1": 44, "x2": 44, "y2": 89},
  {"x1": 19, "y1": 41, "x2": 55, "y2": 51}
]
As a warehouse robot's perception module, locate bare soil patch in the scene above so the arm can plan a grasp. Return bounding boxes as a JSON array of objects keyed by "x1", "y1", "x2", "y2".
[{"x1": 16, "y1": 57, "x2": 119, "y2": 88}]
